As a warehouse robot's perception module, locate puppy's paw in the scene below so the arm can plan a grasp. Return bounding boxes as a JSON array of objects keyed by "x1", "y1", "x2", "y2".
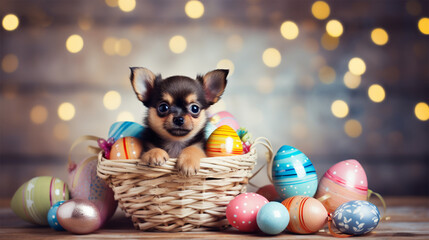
[
  {"x1": 176, "y1": 146, "x2": 206, "y2": 177},
  {"x1": 141, "y1": 148, "x2": 169, "y2": 166}
]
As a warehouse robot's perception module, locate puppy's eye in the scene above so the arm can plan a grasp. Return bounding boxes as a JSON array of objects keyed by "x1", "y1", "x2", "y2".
[
  {"x1": 189, "y1": 104, "x2": 200, "y2": 114},
  {"x1": 158, "y1": 103, "x2": 169, "y2": 113}
]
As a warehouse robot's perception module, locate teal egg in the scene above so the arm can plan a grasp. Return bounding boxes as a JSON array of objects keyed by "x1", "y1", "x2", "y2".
[
  {"x1": 108, "y1": 121, "x2": 144, "y2": 141},
  {"x1": 272, "y1": 145, "x2": 318, "y2": 200},
  {"x1": 256, "y1": 202, "x2": 290, "y2": 235}
]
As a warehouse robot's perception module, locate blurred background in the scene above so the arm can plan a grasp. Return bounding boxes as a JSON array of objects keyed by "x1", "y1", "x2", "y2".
[{"x1": 0, "y1": 0, "x2": 428, "y2": 198}]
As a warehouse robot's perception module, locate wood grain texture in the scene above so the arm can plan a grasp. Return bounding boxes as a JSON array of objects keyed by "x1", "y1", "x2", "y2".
[{"x1": 0, "y1": 197, "x2": 428, "y2": 239}]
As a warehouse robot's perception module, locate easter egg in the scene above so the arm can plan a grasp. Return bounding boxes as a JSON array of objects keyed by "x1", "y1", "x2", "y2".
[
  {"x1": 206, "y1": 125, "x2": 243, "y2": 157},
  {"x1": 57, "y1": 199, "x2": 102, "y2": 234},
  {"x1": 108, "y1": 121, "x2": 145, "y2": 141},
  {"x1": 204, "y1": 121, "x2": 217, "y2": 139},
  {"x1": 272, "y1": 145, "x2": 318, "y2": 200},
  {"x1": 281, "y1": 196, "x2": 328, "y2": 234},
  {"x1": 332, "y1": 200, "x2": 380, "y2": 235},
  {"x1": 256, "y1": 202, "x2": 290, "y2": 235},
  {"x1": 226, "y1": 193, "x2": 269, "y2": 232},
  {"x1": 207, "y1": 111, "x2": 240, "y2": 135},
  {"x1": 315, "y1": 159, "x2": 368, "y2": 213},
  {"x1": 10, "y1": 176, "x2": 69, "y2": 225},
  {"x1": 47, "y1": 200, "x2": 65, "y2": 231},
  {"x1": 110, "y1": 136, "x2": 143, "y2": 160},
  {"x1": 256, "y1": 184, "x2": 281, "y2": 202},
  {"x1": 68, "y1": 157, "x2": 117, "y2": 226}
]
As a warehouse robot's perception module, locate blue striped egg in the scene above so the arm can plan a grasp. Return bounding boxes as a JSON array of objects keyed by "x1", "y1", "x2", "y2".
[
  {"x1": 332, "y1": 200, "x2": 380, "y2": 235},
  {"x1": 108, "y1": 121, "x2": 145, "y2": 141},
  {"x1": 272, "y1": 145, "x2": 318, "y2": 200}
]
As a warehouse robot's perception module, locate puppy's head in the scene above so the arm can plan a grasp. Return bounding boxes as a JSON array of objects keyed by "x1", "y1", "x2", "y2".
[{"x1": 130, "y1": 67, "x2": 228, "y2": 141}]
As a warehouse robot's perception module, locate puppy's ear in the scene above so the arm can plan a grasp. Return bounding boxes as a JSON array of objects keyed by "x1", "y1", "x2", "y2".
[
  {"x1": 130, "y1": 67, "x2": 157, "y2": 104},
  {"x1": 199, "y1": 69, "x2": 228, "y2": 105}
]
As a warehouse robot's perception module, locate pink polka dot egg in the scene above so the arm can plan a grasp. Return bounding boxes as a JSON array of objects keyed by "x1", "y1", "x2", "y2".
[{"x1": 226, "y1": 192, "x2": 268, "y2": 232}]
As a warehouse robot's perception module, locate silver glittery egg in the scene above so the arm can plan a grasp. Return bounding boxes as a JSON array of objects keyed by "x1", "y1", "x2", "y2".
[{"x1": 57, "y1": 199, "x2": 102, "y2": 234}]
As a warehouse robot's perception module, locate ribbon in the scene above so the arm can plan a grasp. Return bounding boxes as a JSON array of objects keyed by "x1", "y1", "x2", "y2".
[{"x1": 367, "y1": 189, "x2": 388, "y2": 221}]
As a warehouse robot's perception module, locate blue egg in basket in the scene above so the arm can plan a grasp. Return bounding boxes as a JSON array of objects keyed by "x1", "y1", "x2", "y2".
[
  {"x1": 108, "y1": 121, "x2": 145, "y2": 141},
  {"x1": 272, "y1": 145, "x2": 318, "y2": 200}
]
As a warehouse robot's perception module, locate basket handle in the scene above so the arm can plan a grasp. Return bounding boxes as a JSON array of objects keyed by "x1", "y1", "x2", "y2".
[
  {"x1": 68, "y1": 135, "x2": 101, "y2": 171},
  {"x1": 248, "y1": 137, "x2": 274, "y2": 183}
]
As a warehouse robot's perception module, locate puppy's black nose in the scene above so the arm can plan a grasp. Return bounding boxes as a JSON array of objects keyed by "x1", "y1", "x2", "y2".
[{"x1": 173, "y1": 117, "x2": 184, "y2": 126}]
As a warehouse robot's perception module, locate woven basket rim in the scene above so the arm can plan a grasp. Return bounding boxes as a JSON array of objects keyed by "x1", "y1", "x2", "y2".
[{"x1": 97, "y1": 148, "x2": 258, "y2": 179}]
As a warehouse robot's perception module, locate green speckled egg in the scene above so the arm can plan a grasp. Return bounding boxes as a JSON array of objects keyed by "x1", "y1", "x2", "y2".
[{"x1": 10, "y1": 176, "x2": 69, "y2": 225}]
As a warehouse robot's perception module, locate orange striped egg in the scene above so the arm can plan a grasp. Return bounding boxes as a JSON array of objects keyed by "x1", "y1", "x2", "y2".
[
  {"x1": 206, "y1": 125, "x2": 243, "y2": 157},
  {"x1": 281, "y1": 196, "x2": 328, "y2": 234},
  {"x1": 109, "y1": 137, "x2": 143, "y2": 160}
]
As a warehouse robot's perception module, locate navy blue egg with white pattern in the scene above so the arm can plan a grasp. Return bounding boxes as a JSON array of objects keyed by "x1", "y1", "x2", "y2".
[
  {"x1": 272, "y1": 145, "x2": 318, "y2": 200},
  {"x1": 332, "y1": 200, "x2": 380, "y2": 235}
]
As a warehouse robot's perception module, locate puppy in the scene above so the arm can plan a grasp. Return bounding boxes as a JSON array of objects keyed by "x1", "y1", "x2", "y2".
[{"x1": 130, "y1": 67, "x2": 228, "y2": 176}]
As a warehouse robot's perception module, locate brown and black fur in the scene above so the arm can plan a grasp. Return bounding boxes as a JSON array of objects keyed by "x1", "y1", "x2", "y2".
[{"x1": 130, "y1": 67, "x2": 228, "y2": 176}]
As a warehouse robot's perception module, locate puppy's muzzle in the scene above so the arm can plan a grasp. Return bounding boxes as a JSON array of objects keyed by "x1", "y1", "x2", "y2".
[{"x1": 173, "y1": 116, "x2": 184, "y2": 126}]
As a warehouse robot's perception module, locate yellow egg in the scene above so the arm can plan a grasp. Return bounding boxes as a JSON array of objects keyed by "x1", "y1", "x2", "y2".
[
  {"x1": 10, "y1": 176, "x2": 69, "y2": 225},
  {"x1": 109, "y1": 136, "x2": 143, "y2": 160},
  {"x1": 206, "y1": 125, "x2": 243, "y2": 157}
]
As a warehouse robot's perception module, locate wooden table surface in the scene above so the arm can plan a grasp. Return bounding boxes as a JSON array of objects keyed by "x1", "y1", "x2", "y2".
[{"x1": 0, "y1": 197, "x2": 428, "y2": 239}]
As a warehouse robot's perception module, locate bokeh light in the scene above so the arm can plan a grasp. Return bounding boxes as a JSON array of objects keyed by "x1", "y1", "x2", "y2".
[
  {"x1": 2, "y1": 14, "x2": 19, "y2": 31},
  {"x1": 318, "y1": 66, "x2": 336, "y2": 84},
  {"x1": 115, "y1": 38, "x2": 132, "y2": 56},
  {"x1": 418, "y1": 17, "x2": 429, "y2": 35},
  {"x1": 169, "y1": 35, "x2": 187, "y2": 54},
  {"x1": 291, "y1": 122, "x2": 308, "y2": 139},
  {"x1": 326, "y1": 20, "x2": 343, "y2": 37},
  {"x1": 343, "y1": 71, "x2": 361, "y2": 89},
  {"x1": 344, "y1": 119, "x2": 362, "y2": 138},
  {"x1": 66, "y1": 34, "x2": 84, "y2": 53},
  {"x1": 368, "y1": 84, "x2": 386, "y2": 103},
  {"x1": 103, "y1": 91, "x2": 122, "y2": 110},
  {"x1": 30, "y1": 105, "x2": 48, "y2": 124},
  {"x1": 311, "y1": 1, "x2": 330, "y2": 20},
  {"x1": 78, "y1": 17, "x2": 93, "y2": 31},
  {"x1": 257, "y1": 77, "x2": 275, "y2": 94},
  {"x1": 414, "y1": 102, "x2": 429, "y2": 121},
  {"x1": 406, "y1": 0, "x2": 421, "y2": 16},
  {"x1": 331, "y1": 100, "x2": 349, "y2": 118},
  {"x1": 1, "y1": 54, "x2": 19, "y2": 73},
  {"x1": 185, "y1": 0, "x2": 204, "y2": 19},
  {"x1": 103, "y1": 37, "x2": 117, "y2": 55},
  {"x1": 216, "y1": 59, "x2": 235, "y2": 75},
  {"x1": 371, "y1": 28, "x2": 389, "y2": 46},
  {"x1": 117, "y1": 111, "x2": 135, "y2": 122},
  {"x1": 280, "y1": 21, "x2": 299, "y2": 40},
  {"x1": 53, "y1": 123, "x2": 70, "y2": 140},
  {"x1": 348, "y1": 57, "x2": 366, "y2": 75},
  {"x1": 58, "y1": 102, "x2": 76, "y2": 121},
  {"x1": 105, "y1": 0, "x2": 118, "y2": 7},
  {"x1": 321, "y1": 33, "x2": 339, "y2": 50},
  {"x1": 227, "y1": 34, "x2": 243, "y2": 52},
  {"x1": 262, "y1": 48, "x2": 281, "y2": 68},
  {"x1": 118, "y1": 0, "x2": 136, "y2": 12}
]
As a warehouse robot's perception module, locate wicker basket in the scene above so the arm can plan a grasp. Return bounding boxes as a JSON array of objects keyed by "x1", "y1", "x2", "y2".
[{"x1": 96, "y1": 138, "x2": 272, "y2": 232}]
